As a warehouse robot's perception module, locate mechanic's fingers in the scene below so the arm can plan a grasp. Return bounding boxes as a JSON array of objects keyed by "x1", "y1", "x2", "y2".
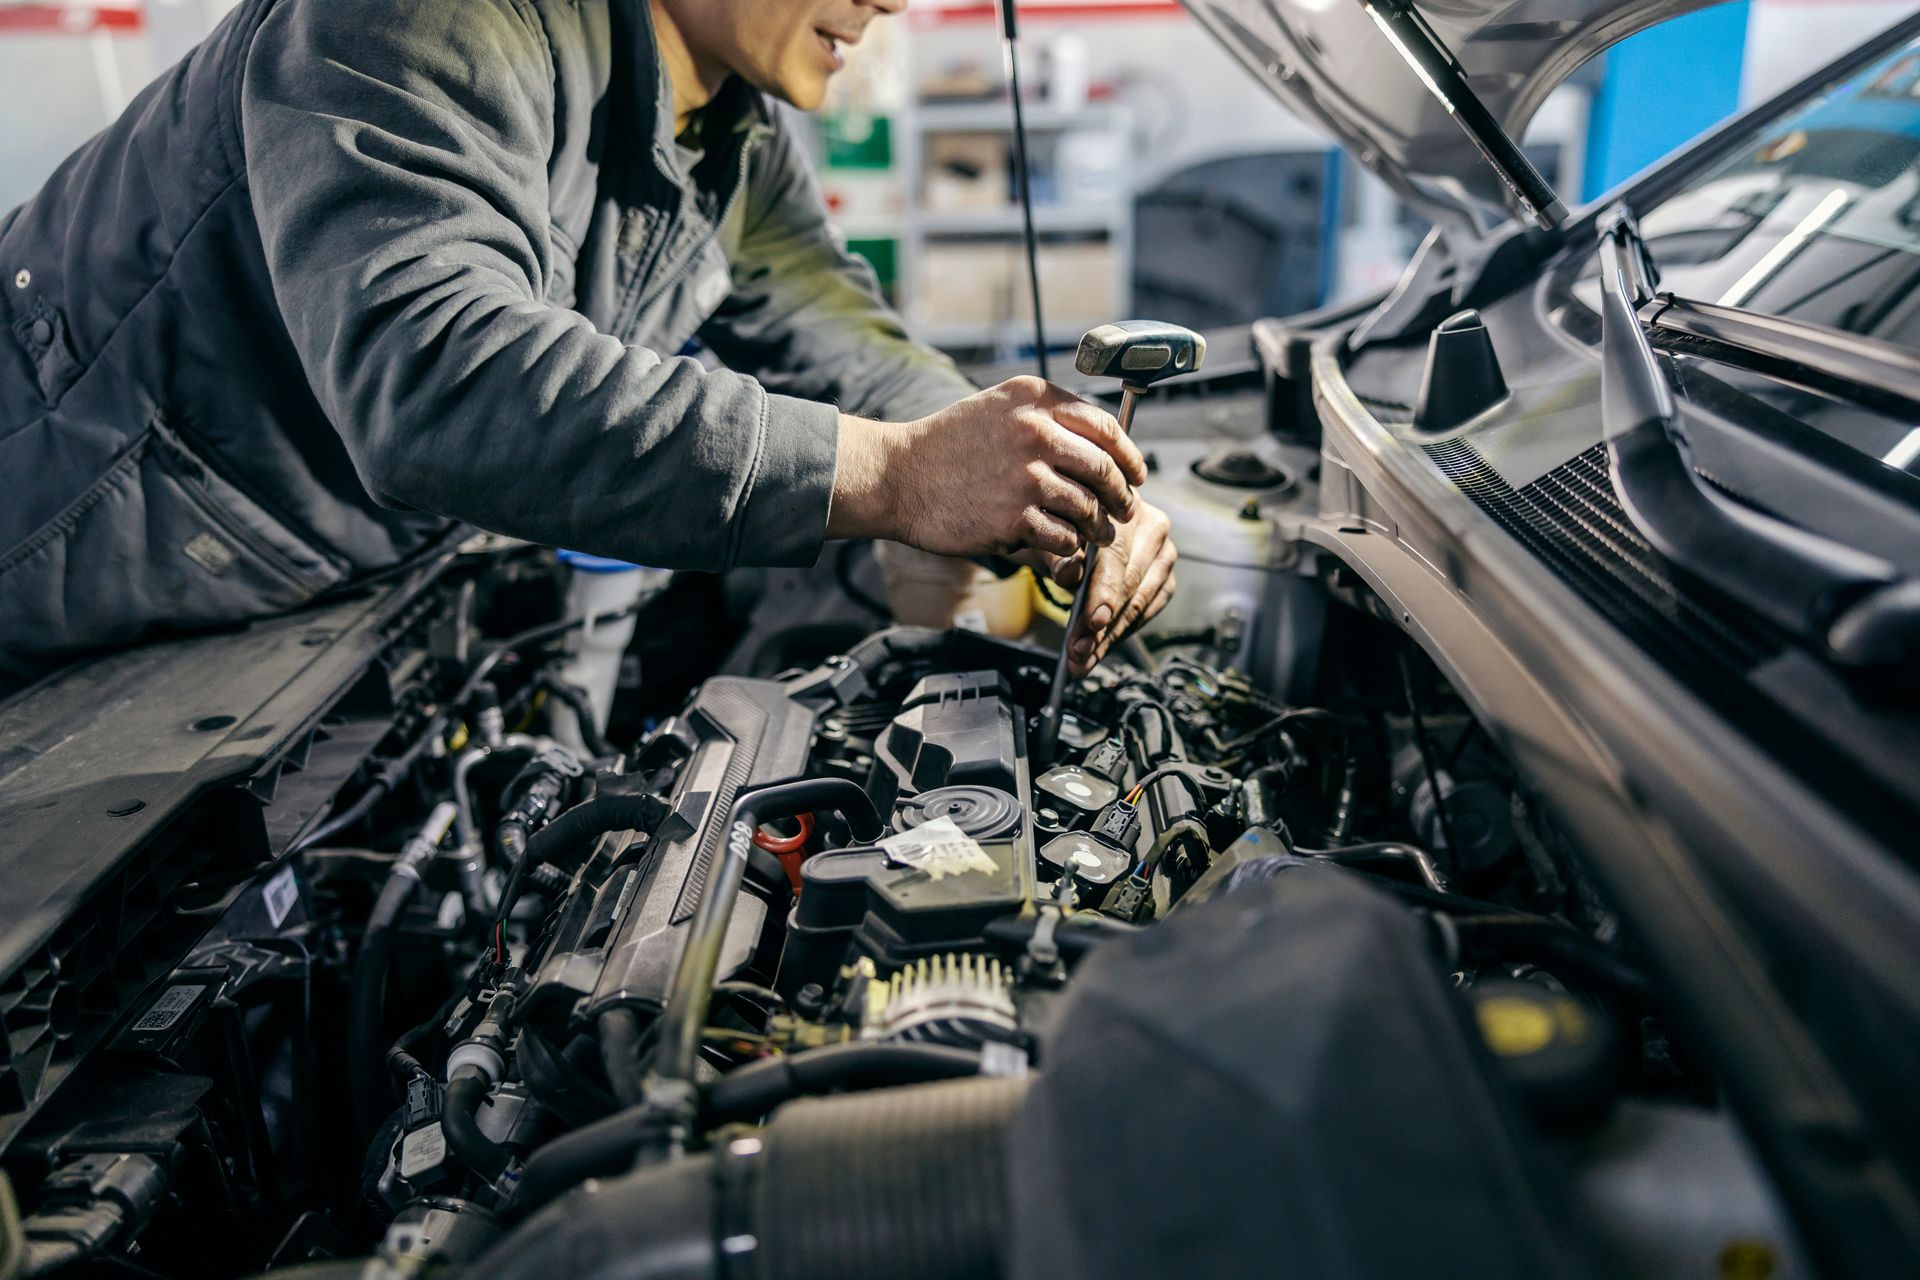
[
  {"x1": 1048, "y1": 548, "x2": 1086, "y2": 588},
  {"x1": 1008, "y1": 548, "x2": 1068, "y2": 583},
  {"x1": 1093, "y1": 549, "x2": 1176, "y2": 667},
  {"x1": 1041, "y1": 427, "x2": 1137, "y2": 522},
  {"x1": 1049, "y1": 395, "x2": 1149, "y2": 488},
  {"x1": 1069, "y1": 548, "x2": 1130, "y2": 668},
  {"x1": 1016, "y1": 508, "x2": 1080, "y2": 559},
  {"x1": 1035, "y1": 471, "x2": 1115, "y2": 547}
]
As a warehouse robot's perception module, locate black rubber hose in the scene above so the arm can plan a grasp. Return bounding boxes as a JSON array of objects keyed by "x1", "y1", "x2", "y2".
[
  {"x1": 654, "y1": 779, "x2": 884, "y2": 1095},
  {"x1": 598, "y1": 1007, "x2": 648, "y2": 1110},
  {"x1": 703, "y1": 1043, "x2": 982, "y2": 1124},
  {"x1": 1296, "y1": 840, "x2": 1451, "y2": 894},
  {"x1": 521, "y1": 1029, "x2": 618, "y2": 1128},
  {"x1": 442, "y1": 1073, "x2": 513, "y2": 1185},
  {"x1": 538, "y1": 674, "x2": 614, "y2": 759},
  {"x1": 1450, "y1": 914, "x2": 1656, "y2": 1007},
  {"x1": 492, "y1": 793, "x2": 665, "y2": 953},
  {"x1": 347, "y1": 872, "x2": 421, "y2": 1135},
  {"x1": 506, "y1": 1105, "x2": 647, "y2": 1225},
  {"x1": 290, "y1": 711, "x2": 448, "y2": 854}
]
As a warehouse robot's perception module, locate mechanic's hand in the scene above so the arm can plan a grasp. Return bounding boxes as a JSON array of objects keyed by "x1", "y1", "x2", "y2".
[
  {"x1": 828, "y1": 377, "x2": 1147, "y2": 561},
  {"x1": 1051, "y1": 499, "x2": 1177, "y2": 675}
]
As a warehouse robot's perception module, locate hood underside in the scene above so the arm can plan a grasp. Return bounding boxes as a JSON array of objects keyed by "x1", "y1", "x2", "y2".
[{"x1": 1182, "y1": 0, "x2": 1720, "y2": 238}]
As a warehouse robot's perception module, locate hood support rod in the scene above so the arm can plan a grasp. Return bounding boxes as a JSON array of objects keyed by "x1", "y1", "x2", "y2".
[{"x1": 1362, "y1": 0, "x2": 1568, "y2": 230}]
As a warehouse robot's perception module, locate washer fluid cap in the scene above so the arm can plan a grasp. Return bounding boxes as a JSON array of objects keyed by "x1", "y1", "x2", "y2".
[
  {"x1": 894, "y1": 786, "x2": 1024, "y2": 841},
  {"x1": 1191, "y1": 448, "x2": 1291, "y2": 491}
]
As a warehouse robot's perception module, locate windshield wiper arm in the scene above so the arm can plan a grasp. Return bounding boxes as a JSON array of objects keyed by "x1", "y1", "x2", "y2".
[
  {"x1": 1595, "y1": 206, "x2": 1920, "y2": 679},
  {"x1": 1641, "y1": 294, "x2": 1920, "y2": 420}
]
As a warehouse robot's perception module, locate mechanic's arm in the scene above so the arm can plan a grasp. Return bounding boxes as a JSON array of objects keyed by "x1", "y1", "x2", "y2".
[
  {"x1": 702, "y1": 119, "x2": 1173, "y2": 669},
  {"x1": 243, "y1": 0, "x2": 1134, "y2": 576}
]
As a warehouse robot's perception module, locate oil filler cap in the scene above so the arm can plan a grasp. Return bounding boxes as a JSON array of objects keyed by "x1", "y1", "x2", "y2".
[{"x1": 895, "y1": 785, "x2": 1024, "y2": 842}]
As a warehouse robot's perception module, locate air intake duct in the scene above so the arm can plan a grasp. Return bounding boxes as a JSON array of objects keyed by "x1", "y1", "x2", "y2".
[{"x1": 474, "y1": 1076, "x2": 1027, "y2": 1280}]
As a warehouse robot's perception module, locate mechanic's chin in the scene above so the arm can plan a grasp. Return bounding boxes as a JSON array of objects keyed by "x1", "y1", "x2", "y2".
[{"x1": 760, "y1": 37, "x2": 844, "y2": 110}]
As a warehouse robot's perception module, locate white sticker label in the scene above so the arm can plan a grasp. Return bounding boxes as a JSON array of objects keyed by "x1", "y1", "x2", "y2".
[
  {"x1": 262, "y1": 865, "x2": 298, "y2": 929},
  {"x1": 952, "y1": 608, "x2": 989, "y2": 634},
  {"x1": 880, "y1": 816, "x2": 998, "y2": 881},
  {"x1": 399, "y1": 1121, "x2": 447, "y2": 1180},
  {"x1": 133, "y1": 984, "x2": 205, "y2": 1033}
]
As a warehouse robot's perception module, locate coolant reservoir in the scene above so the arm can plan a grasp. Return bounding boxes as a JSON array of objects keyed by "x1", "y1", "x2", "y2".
[
  {"x1": 874, "y1": 542, "x2": 1033, "y2": 638},
  {"x1": 1137, "y1": 435, "x2": 1324, "y2": 699}
]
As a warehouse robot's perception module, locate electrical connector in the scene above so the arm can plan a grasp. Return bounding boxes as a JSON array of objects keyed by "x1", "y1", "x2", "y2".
[
  {"x1": 1082, "y1": 737, "x2": 1128, "y2": 782},
  {"x1": 1092, "y1": 799, "x2": 1141, "y2": 851},
  {"x1": 1099, "y1": 874, "x2": 1155, "y2": 924}
]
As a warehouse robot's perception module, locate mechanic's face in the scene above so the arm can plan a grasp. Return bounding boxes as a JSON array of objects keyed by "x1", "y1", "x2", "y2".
[{"x1": 659, "y1": 0, "x2": 904, "y2": 111}]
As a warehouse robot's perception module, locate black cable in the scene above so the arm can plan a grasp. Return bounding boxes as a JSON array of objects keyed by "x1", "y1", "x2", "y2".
[
  {"x1": 833, "y1": 540, "x2": 891, "y2": 618},
  {"x1": 454, "y1": 602, "x2": 644, "y2": 711},
  {"x1": 1396, "y1": 650, "x2": 1460, "y2": 862},
  {"x1": 1033, "y1": 572, "x2": 1072, "y2": 612},
  {"x1": 290, "y1": 711, "x2": 448, "y2": 854},
  {"x1": 536, "y1": 674, "x2": 614, "y2": 759},
  {"x1": 1128, "y1": 765, "x2": 1213, "y2": 816},
  {"x1": 998, "y1": 0, "x2": 1048, "y2": 377},
  {"x1": 1142, "y1": 816, "x2": 1211, "y2": 877},
  {"x1": 1121, "y1": 700, "x2": 1181, "y2": 763}
]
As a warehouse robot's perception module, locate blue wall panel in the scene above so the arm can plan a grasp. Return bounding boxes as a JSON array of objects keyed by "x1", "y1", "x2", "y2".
[{"x1": 1583, "y1": 2, "x2": 1752, "y2": 200}]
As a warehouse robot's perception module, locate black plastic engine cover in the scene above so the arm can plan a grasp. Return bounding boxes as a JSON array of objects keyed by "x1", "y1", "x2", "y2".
[
  {"x1": 871, "y1": 671, "x2": 1022, "y2": 816},
  {"x1": 1009, "y1": 865, "x2": 1594, "y2": 1280}
]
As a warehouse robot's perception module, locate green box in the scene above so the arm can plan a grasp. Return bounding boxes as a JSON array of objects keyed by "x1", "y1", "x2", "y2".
[{"x1": 821, "y1": 113, "x2": 893, "y2": 171}]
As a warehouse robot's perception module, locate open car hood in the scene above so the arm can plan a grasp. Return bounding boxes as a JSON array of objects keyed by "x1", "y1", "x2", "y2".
[{"x1": 1182, "y1": 0, "x2": 1717, "y2": 238}]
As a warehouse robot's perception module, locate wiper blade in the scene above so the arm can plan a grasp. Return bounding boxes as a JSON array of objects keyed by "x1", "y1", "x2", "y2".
[{"x1": 1594, "y1": 206, "x2": 1920, "y2": 680}]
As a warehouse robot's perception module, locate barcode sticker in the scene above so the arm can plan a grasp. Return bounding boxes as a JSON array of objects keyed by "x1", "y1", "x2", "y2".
[
  {"x1": 879, "y1": 817, "x2": 998, "y2": 881},
  {"x1": 263, "y1": 865, "x2": 298, "y2": 929},
  {"x1": 133, "y1": 984, "x2": 205, "y2": 1033}
]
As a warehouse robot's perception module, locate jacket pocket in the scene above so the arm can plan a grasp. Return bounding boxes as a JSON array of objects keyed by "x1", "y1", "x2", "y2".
[
  {"x1": 10, "y1": 297, "x2": 82, "y2": 406},
  {"x1": 0, "y1": 421, "x2": 347, "y2": 660}
]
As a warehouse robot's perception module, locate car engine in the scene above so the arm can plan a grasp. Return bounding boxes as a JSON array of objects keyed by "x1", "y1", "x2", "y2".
[{"x1": 0, "y1": 497, "x2": 1813, "y2": 1278}]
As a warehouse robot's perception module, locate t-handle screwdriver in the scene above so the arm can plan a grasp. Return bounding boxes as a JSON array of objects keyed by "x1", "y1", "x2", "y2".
[{"x1": 1032, "y1": 321, "x2": 1206, "y2": 768}]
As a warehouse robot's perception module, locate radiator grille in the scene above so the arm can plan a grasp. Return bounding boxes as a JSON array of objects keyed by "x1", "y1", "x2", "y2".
[{"x1": 1425, "y1": 440, "x2": 1784, "y2": 686}]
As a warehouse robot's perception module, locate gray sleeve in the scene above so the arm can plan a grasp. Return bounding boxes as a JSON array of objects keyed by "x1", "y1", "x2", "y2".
[
  {"x1": 702, "y1": 113, "x2": 976, "y2": 424},
  {"x1": 241, "y1": 0, "x2": 839, "y2": 571}
]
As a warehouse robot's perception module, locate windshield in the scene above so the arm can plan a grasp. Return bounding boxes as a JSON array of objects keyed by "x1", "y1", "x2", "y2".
[
  {"x1": 1636, "y1": 35, "x2": 1920, "y2": 345},
  {"x1": 1561, "y1": 34, "x2": 1920, "y2": 475}
]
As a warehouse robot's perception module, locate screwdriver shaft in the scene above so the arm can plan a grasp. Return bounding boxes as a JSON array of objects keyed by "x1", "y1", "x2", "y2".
[{"x1": 1034, "y1": 386, "x2": 1141, "y2": 766}]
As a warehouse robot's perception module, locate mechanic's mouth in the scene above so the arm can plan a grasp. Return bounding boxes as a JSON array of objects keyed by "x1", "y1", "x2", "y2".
[{"x1": 816, "y1": 27, "x2": 856, "y2": 64}]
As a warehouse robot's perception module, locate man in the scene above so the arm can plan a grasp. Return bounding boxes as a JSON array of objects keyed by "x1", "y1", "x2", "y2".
[{"x1": 0, "y1": 0, "x2": 1175, "y2": 686}]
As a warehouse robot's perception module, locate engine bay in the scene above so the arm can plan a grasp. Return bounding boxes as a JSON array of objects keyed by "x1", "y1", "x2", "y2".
[{"x1": 0, "y1": 447, "x2": 1814, "y2": 1279}]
